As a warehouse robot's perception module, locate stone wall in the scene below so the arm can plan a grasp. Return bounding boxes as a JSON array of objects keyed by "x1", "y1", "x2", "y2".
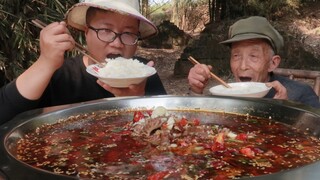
[{"x1": 139, "y1": 20, "x2": 191, "y2": 49}]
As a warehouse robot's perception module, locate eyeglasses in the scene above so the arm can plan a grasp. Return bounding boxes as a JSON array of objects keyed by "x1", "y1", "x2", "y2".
[{"x1": 88, "y1": 26, "x2": 140, "y2": 46}]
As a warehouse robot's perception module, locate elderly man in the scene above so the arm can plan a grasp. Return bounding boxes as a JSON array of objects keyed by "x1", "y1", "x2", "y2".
[
  {"x1": 0, "y1": 0, "x2": 166, "y2": 124},
  {"x1": 188, "y1": 16, "x2": 320, "y2": 108}
]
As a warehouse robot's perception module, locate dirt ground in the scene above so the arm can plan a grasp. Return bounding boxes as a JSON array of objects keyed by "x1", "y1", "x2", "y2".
[
  {"x1": 136, "y1": 47, "x2": 218, "y2": 96},
  {"x1": 136, "y1": 47, "x2": 187, "y2": 95}
]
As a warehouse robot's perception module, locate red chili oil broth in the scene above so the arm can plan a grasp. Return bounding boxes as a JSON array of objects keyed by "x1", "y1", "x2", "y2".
[{"x1": 16, "y1": 109, "x2": 320, "y2": 179}]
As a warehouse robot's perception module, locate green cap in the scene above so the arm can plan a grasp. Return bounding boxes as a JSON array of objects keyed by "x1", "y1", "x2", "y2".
[{"x1": 220, "y1": 16, "x2": 284, "y2": 54}]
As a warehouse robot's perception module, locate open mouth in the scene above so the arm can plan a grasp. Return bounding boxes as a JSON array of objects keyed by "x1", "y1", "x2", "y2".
[
  {"x1": 107, "y1": 54, "x2": 122, "y2": 59},
  {"x1": 239, "y1": 77, "x2": 252, "y2": 82}
]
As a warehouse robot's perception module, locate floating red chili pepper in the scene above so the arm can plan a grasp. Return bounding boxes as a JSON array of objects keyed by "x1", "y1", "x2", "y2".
[
  {"x1": 240, "y1": 147, "x2": 255, "y2": 158},
  {"x1": 236, "y1": 133, "x2": 248, "y2": 141},
  {"x1": 179, "y1": 117, "x2": 188, "y2": 127},
  {"x1": 193, "y1": 118, "x2": 200, "y2": 126},
  {"x1": 133, "y1": 111, "x2": 144, "y2": 122}
]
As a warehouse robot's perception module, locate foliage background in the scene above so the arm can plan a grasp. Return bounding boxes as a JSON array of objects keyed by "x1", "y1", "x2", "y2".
[{"x1": 0, "y1": 0, "x2": 77, "y2": 86}]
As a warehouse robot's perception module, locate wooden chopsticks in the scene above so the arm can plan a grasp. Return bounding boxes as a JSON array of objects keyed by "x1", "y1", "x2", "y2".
[
  {"x1": 188, "y1": 56, "x2": 231, "y2": 88},
  {"x1": 31, "y1": 19, "x2": 103, "y2": 66}
]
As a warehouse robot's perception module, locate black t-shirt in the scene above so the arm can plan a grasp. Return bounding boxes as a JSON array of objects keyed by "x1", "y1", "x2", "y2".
[{"x1": 0, "y1": 55, "x2": 167, "y2": 124}]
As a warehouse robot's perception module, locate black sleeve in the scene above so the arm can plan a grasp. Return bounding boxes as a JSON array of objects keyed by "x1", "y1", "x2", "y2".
[
  {"x1": 297, "y1": 85, "x2": 320, "y2": 108},
  {"x1": 0, "y1": 80, "x2": 39, "y2": 125},
  {"x1": 133, "y1": 56, "x2": 167, "y2": 96},
  {"x1": 145, "y1": 73, "x2": 167, "y2": 95}
]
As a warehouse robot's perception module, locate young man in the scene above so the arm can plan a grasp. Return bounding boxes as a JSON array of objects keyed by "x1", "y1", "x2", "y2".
[
  {"x1": 0, "y1": 0, "x2": 166, "y2": 124},
  {"x1": 188, "y1": 16, "x2": 320, "y2": 108}
]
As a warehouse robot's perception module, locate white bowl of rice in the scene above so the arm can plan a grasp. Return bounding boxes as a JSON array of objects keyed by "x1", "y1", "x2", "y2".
[
  {"x1": 86, "y1": 57, "x2": 157, "y2": 88},
  {"x1": 209, "y1": 82, "x2": 271, "y2": 98}
]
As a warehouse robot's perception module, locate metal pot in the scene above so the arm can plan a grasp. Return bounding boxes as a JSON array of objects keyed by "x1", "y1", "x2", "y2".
[{"x1": 1, "y1": 96, "x2": 320, "y2": 180}]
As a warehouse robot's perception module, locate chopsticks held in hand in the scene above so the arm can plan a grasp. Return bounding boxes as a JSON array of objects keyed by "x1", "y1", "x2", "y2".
[
  {"x1": 31, "y1": 19, "x2": 103, "y2": 66},
  {"x1": 188, "y1": 56, "x2": 231, "y2": 88}
]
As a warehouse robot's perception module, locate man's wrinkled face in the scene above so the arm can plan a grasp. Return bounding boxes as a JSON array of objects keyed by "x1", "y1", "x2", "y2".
[
  {"x1": 85, "y1": 10, "x2": 139, "y2": 61},
  {"x1": 230, "y1": 39, "x2": 275, "y2": 83}
]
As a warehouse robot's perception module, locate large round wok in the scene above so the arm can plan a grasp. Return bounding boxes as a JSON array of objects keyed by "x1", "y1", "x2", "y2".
[{"x1": 1, "y1": 95, "x2": 320, "y2": 180}]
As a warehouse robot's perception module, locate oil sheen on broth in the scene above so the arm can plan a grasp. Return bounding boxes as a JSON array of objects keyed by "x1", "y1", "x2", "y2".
[{"x1": 16, "y1": 107, "x2": 320, "y2": 179}]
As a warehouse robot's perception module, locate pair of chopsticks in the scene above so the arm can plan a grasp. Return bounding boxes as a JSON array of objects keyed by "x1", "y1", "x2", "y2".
[
  {"x1": 188, "y1": 56, "x2": 231, "y2": 88},
  {"x1": 31, "y1": 19, "x2": 103, "y2": 66}
]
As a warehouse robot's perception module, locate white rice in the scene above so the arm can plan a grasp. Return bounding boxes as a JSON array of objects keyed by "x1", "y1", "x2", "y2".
[{"x1": 98, "y1": 57, "x2": 156, "y2": 78}]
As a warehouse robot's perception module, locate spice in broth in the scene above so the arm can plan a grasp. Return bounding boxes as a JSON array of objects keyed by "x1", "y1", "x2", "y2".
[{"x1": 16, "y1": 107, "x2": 320, "y2": 179}]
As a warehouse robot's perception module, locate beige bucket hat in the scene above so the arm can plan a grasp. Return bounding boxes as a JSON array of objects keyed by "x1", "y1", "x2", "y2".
[
  {"x1": 220, "y1": 16, "x2": 284, "y2": 54},
  {"x1": 65, "y1": 0, "x2": 158, "y2": 39}
]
